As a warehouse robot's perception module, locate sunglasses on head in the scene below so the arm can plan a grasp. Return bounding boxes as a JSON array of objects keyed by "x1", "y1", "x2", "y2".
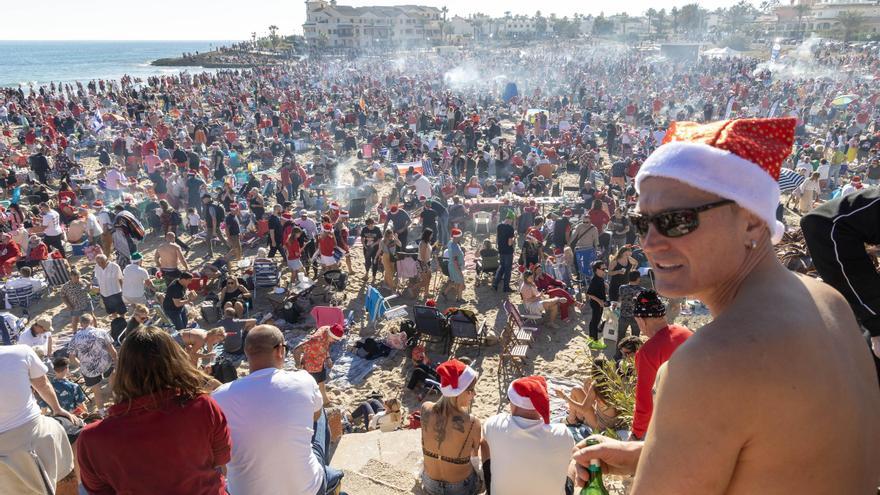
[
  {"x1": 629, "y1": 199, "x2": 734, "y2": 238},
  {"x1": 274, "y1": 341, "x2": 289, "y2": 356}
]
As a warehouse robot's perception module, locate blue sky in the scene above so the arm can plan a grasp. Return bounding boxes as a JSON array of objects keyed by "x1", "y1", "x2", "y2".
[{"x1": 2, "y1": 0, "x2": 751, "y2": 41}]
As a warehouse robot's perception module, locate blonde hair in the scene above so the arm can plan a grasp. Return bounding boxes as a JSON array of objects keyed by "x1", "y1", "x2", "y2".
[{"x1": 207, "y1": 328, "x2": 226, "y2": 338}]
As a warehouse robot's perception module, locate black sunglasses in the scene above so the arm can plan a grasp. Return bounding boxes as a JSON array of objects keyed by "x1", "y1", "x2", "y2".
[
  {"x1": 629, "y1": 200, "x2": 734, "y2": 238},
  {"x1": 274, "y1": 342, "x2": 289, "y2": 356}
]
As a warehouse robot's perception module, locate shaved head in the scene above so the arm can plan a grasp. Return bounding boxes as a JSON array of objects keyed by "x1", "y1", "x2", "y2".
[{"x1": 244, "y1": 324, "x2": 284, "y2": 357}]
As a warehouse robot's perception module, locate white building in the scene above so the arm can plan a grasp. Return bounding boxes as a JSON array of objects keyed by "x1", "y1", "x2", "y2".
[
  {"x1": 774, "y1": 0, "x2": 880, "y2": 39},
  {"x1": 446, "y1": 15, "x2": 476, "y2": 41},
  {"x1": 498, "y1": 16, "x2": 537, "y2": 37},
  {"x1": 302, "y1": 1, "x2": 442, "y2": 50}
]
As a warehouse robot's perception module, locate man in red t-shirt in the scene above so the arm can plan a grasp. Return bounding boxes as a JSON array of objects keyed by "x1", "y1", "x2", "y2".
[{"x1": 631, "y1": 289, "x2": 693, "y2": 440}]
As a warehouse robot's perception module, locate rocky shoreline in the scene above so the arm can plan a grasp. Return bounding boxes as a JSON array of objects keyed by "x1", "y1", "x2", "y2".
[{"x1": 151, "y1": 50, "x2": 286, "y2": 68}]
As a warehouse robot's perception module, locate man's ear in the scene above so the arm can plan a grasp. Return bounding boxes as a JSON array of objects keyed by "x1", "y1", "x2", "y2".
[{"x1": 741, "y1": 207, "x2": 768, "y2": 239}]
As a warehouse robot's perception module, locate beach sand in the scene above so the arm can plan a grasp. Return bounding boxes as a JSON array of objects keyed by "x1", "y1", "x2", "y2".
[{"x1": 22, "y1": 121, "x2": 804, "y2": 494}]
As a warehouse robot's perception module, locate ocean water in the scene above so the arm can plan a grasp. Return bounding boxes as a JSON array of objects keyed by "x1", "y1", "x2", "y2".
[{"x1": 0, "y1": 40, "x2": 235, "y2": 88}]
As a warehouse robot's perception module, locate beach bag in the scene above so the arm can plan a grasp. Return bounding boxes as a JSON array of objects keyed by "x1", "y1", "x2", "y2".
[{"x1": 601, "y1": 318, "x2": 618, "y2": 342}]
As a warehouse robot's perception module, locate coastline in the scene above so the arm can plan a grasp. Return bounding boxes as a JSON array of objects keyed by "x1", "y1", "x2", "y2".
[{"x1": 151, "y1": 47, "x2": 293, "y2": 69}]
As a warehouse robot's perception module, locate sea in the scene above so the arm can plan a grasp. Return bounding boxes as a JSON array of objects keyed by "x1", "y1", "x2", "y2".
[{"x1": 0, "y1": 40, "x2": 237, "y2": 89}]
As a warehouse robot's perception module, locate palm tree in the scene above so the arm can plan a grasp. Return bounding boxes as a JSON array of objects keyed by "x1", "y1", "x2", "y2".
[
  {"x1": 837, "y1": 10, "x2": 865, "y2": 42},
  {"x1": 268, "y1": 25, "x2": 279, "y2": 49},
  {"x1": 439, "y1": 6, "x2": 449, "y2": 44},
  {"x1": 645, "y1": 8, "x2": 658, "y2": 39},
  {"x1": 794, "y1": 3, "x2": 810, "y2": 41},
  {"x1": 656, "y1": 8, "x2": 668, "y2": 39},
  {"x1": 618, "y1": 13, "x2": 630, "y2": 38},
  {"x1": 671, "y1": 7, "x2": 680, "y2": 36}
]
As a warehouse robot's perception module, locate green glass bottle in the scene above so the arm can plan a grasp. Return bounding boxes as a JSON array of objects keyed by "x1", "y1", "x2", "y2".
[{"x1": 580, "y1": 459, "x2": 610, "y2": 495}]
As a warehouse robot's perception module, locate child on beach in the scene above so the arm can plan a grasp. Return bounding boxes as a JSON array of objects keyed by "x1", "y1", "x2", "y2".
[
  {"x1": 186, "y1": 207, "x2": 201, "y2": 235},
  {"x1": 38, "y1": 357, "x2": 88, "y2": 416}
]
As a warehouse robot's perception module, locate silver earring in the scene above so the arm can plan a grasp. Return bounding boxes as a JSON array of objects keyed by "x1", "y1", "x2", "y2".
[{"x1": 748, "y1": 240, "x2": 757, "y2": 249}]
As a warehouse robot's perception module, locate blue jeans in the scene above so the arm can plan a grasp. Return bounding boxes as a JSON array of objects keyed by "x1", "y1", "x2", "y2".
[
  {"x1": 493, "y1": 253, "x2": 513, "y2": 290},
  {"x1": 313, "y1": 409, "x2": 344, "y2": 495},
  {"x1": 420, "y1": 470, "x2": 480, "y2": 495},
  {"x1": 166, "y1": 308, "x2": 188, "y2": 330}
]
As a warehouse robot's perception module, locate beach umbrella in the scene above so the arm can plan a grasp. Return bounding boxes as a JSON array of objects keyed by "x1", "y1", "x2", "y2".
[
  {"x1": 831, "y1": 94, "x2": 859, "y2": 107},
  {"x1": 778, "y1": 167, "x2": 805, "y2": 193}
]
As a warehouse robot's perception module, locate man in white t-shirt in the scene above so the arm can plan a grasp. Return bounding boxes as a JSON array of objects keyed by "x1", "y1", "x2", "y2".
[
  {"x1": 94, "y1": 254, "x2": 126, "y2": 318},
  {"x1": 481, "y1": 375, "x2": 575, "y2": 495},
  {"x1": 212, "y1": 325, "x2": 342, "y2": 495},
  {"x1": 412, "y1": 172, "x2": 433, "y2": 199},
  {"x1": 121, "y1": 252, "x2": 154, "y2": 305},
  {"x1": 39, "y1": 203, "x2": 65, "y2": 256},
  {"x1": 0, "y1": 345, "x2": 77, "y2": 494}
]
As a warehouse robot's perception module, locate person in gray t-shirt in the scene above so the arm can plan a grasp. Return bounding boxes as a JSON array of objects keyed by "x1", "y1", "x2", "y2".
[{"x1": 218, "y1": 308, "x2": 257, "y2": 355}]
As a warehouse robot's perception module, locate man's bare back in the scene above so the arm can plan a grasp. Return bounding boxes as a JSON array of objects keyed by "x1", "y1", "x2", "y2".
[
  {"x1": 635, "y1": 271, "x2": 880, "y2": 494},
  {"x1": 156, "y1": 242, "x2": 186, "y2": 270}
]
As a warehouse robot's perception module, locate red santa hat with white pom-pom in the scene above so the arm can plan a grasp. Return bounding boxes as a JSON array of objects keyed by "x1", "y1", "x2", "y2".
[
  {"x1": 507, "y1": 375, "x2": 551, "y2": 424},
  {"x1": 436, "y1": 359, "x2": 478, "y2": 398},
  {"x1": 635, "y1": 117, "x2": 796, "y2": 244}
]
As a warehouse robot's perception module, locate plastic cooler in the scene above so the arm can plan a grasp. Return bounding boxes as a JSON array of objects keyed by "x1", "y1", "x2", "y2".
[{"x1": 71, "y1": 240, "x2": 89, "y2": 256}]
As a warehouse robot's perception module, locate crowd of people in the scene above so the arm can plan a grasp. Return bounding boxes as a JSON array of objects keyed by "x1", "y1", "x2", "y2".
[{"x1": 1, "y1": 38, "x2": 879, "y2": 495}]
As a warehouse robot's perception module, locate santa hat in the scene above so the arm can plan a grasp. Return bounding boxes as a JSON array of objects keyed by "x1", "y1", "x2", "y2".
[
  {"x1": 508, "y1": 375, "x2": 551, "y2": 424},
  {"x1": 636, "y1": 118, "x2": 795, "y2": 244},
  {"x1": 436, "y1": 359, "x2": 478, "y2": 397},
  {"x1": 330, "y1": 201, "x2": 340, "y2": 210},
  {"x1": 451, "y1": 228, "x2": 463, "y2": 238},
  {"x1": 322, "y1": 222, "x2": 333, "y2": 232},
  {"x1": 327, "y1": 324, "x2": 344, "y2": 341},
  {"x1": 339, "y1": 210, "x2": 349, "y2": 218},
  {"x1": 425, "y1": 299, "x2": 437, "y2": 307}
]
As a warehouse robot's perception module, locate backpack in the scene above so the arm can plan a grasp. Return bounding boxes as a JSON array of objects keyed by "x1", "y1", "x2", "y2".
[{"x1": 170, "y1": 210, "x2": 182, "y2": 227}]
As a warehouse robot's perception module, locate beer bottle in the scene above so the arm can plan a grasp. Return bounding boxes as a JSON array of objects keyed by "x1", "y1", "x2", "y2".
[{"x1": 580, "y1": 459, "x2": 610, "y2": 495}]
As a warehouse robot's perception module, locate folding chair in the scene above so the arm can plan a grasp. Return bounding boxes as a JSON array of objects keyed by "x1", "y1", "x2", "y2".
[
  {"x1": 41, "y1": 259, "x2": 70, "y2": 290},
  {"x1": 475, "y1": 254, "x2": 499, "y2": 287},
  {"x1": 448, "y1": 312, "x2": 486, "y2": 355},
  {"x1": 252, "y1": 259, "x2": 280, "y2": 288},
  {"x1": 412, "y1": 305, "x2": 450, "y2": 352},
  {"x1": 503, "y1": 300, "x2": 538, "y2": 343},
  {"x1": 364, "y1": 285, "x2": 408, "y2": 327},
  {"x1": 310, "y1": 305, "x2": 346, "y2": 329},
  {"x1": 472, "y1": 211, "x2": 493, "y2": 235},
  {"x1": 499, "y1": 323, "x2": 528, "y2": 377},
  {"x1": 6, "y1": 285, "x2": 39, "y2": 314}
]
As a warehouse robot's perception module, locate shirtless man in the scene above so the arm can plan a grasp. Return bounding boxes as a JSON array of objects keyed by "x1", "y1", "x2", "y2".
[
  {"x1": 155, "y1": 232, "x2": 189, "y2": 284},
  {"x1": 573, "y1": 119, "x2": 880, "y2": 494}
]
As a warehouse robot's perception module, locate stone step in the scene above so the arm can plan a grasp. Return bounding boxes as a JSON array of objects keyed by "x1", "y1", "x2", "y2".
[{"x1": 333, "y1": 429, "x2": 424, "y2": 494}]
